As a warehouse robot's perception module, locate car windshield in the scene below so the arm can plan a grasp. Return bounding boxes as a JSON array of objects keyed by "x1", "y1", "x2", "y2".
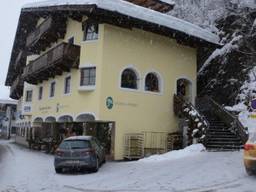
[{"x1": 59, "y1": 140, "x2": 91, "y2": 150}]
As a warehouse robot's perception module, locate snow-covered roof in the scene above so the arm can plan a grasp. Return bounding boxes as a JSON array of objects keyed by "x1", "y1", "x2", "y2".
[
  {"x1": 23, "y1": 0, "x2": 220, "y2": 45},
  {"x1": 0, "y1": 99, "x2": 17, "y2": 105},
  {"x1": 65, "y1": 136, "x2": 93, "y2": 141},
  {"x1": 160, "y1": 0, "x2": 175, "y2": 5}
]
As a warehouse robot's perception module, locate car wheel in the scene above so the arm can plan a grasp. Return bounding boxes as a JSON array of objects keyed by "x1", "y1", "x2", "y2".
[
  {"x1": 92, "y1": 158, "x2": 99, "y2": 173},
  {"x1": 246, "y1": 168, "x2": 254, "y2": 176},
  {"x1": 55, "y1": 168, "x2": 62, "y2": 174}
]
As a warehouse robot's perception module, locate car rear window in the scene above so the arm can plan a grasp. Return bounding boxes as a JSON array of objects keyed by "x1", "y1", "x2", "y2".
[{"x1": 59, "y1": 140, "x2": 91, "y2": 149}]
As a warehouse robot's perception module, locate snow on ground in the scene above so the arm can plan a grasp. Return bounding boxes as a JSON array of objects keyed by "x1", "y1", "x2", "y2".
[
  {"x1": 0, "y1": 140, "x2": 256, "y2": 192},
  {"x1": 139, "y1": 144, "x2": 205, "y2": 162}
]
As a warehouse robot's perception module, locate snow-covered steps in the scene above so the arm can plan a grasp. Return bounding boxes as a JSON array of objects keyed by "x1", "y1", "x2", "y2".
[{"x1": 205, "y1": 118, "x2": 243, "y2": 151}]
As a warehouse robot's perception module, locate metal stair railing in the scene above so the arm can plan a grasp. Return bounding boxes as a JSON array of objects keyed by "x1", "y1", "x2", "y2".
[{"x1": 199, "y1": 96, "x2": 248, "y2": 144}]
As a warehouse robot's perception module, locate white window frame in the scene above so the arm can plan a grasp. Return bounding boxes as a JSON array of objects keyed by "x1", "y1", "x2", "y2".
[
  {"x1": 143, "y1": 70, "x2": 164, "y2": 95},
  {"x1": 83, "y1": 23, "x2": 99, "y2": 42},
  {"x1": 78, "y1": 64, "x2": 96, "y2": 91},
  {"x1": 119, "y1": 65, "x2": 141, "y2": 92}
]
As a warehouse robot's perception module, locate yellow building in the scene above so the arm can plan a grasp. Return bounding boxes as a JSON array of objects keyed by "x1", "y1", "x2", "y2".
[{"x1": 5, "y1": 0, "x2": 219, "y2": 160}]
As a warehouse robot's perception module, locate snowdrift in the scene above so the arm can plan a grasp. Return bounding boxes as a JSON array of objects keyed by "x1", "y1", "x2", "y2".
[{"x1": 139, "y1": 144, "x2": 205, "y2": 162}]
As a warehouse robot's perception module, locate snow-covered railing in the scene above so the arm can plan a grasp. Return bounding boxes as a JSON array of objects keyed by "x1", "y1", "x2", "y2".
[
  {"x1": 206, "y1": 96, "x2": 248, "y2": 144},
  {"x1": 174, "y1": 94, "x2": 209, "y2": 145}
]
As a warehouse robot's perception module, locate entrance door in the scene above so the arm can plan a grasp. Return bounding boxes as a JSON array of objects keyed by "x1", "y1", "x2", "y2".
[{"x1": 176, "y1": 78, "x2": 192, "y2": 102}]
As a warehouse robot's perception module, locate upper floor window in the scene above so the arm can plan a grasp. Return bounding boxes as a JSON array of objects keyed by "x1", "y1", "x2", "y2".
[
  {"x1": 80, "y1": 67, "x2": 96, "y2": 86},
  {"x1": 121, "y1": 68, "x2": 138, "y2": 89},
  {"x1": 49, "y1": 81, "x2": 56, "y2": 98},
  {"x1": 38, "y1": 86, "x2": 43, "y2": 100},
  {"x1": 145, "y1": 73, "x2": 160, "y2": 92},
  {"x1": 83, "y1": 23, "x2": 98, "y2": 41},
  {"x1": 25, "y1": 90, "x2": 33, "y2": 102},
  {"x1": 68, "y1": 36, "x2": 74, "y2": 44},
  {"x1": 64, "y1": 76, "x2": 71, "y2": 94}
]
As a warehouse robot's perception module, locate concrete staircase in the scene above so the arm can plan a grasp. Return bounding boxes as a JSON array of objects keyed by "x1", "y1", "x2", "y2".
[{"x1": 199, "y1": 110, "x2": 243, "y2": 151}]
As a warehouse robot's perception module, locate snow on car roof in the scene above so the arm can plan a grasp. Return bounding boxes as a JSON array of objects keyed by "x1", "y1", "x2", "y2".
[
  {"x1": 23, "y1": 0, "x2": 219, "y2": 45},
  {"x1": 65, "y1": 136, "x2": 93, "y2": 141}
]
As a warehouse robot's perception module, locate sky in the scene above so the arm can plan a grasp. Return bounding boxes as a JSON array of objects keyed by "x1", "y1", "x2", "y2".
[{"x1": 0, "y1": 0, "x2": 41, "y2": 100}]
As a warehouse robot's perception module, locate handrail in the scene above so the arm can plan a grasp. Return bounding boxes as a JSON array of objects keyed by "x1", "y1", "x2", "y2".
[
  {"x1": 201, "y1": 96, "x2": 248, "y2": 144},
  {"x1": 174, "y1": 94, "x2": 209, "y2": 144}
]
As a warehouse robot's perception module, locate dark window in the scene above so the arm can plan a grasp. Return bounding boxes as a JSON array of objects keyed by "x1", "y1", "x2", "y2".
[
  {"x1": 59, "y1": 140, "x2": 91, "y2": 150},
  {"x1": 145, "y1": 73, "x2": 160, "y2": 92},
  {"x1": 80, "y1": 67, "x2": 96, "y2": 86},
  {"x1": 50, "y1": 82, "x2": 56, "y2": 97},
  {"x1": 83, "y1": 23, "x2": 98, "y2": 41},
  {"x1": 64, "y1": 76, "x2": 71, "y2": 94},
  {"x1": 68, "y1": 37, "x2": 74, "y2": 44},
  {"x1": 25, "y1": 90, "x2": 33, "y2": 102},
  {"x1": 121, "y1": 69, "x2": 138, "y2": 89},
  {"x1": 38, "y1": 87, "x2": 43, "y2": 100}
]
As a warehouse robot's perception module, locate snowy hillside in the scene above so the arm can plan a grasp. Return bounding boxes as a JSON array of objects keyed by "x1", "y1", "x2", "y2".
[{"x1": 170, "y1": 0, "x2": 256, "y2": 31}]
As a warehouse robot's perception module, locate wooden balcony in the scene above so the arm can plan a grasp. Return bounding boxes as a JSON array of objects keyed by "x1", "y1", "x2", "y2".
[
  {"x1": 10, "y1": 76, "x2": 24, "y2": 100},
  {"x1": 23, "y1": 42, "x2": 80, "y2": 84},
  {"x1": 14, "y1": 51, "x2": 26, "y2": 73},
  {"x1": 26, "y1": 17, "x2": 67, "y2": 53}
]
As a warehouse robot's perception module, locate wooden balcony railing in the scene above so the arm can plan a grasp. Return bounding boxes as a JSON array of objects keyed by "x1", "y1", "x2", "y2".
[
  {"x1": 26, "y1": 17, "x2": 67, "y2": 53},
  {"x1": 23, "y1": 42, "x2": 80, "y2": 84},
  {"x1": 10, "y1": 76, "x2": 24, "y2": 100},
  {"x1": 14, "y1": 51, "x2": 26, "y2": 72}
]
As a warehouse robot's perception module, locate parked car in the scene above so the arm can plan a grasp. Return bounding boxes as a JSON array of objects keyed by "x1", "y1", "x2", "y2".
[
  {"x1": 54, "y1": 136, "x2": 106, "y2": 173},
  {"x1": 244, "y1": 133, "x2": 256, "y2": 175}
]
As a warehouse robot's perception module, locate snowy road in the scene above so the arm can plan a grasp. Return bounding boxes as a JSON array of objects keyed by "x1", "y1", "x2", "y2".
[{"x1": 0, "y1": 140, "x2": 255, "y2": 192}]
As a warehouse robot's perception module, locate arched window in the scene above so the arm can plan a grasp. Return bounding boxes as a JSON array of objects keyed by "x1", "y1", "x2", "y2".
[
  {"x1": 121, "y1": 68, "x2": 138, "y2": 89},
  {"x1": 145, "y1": 73, "x2": 160, "y2": 92}
]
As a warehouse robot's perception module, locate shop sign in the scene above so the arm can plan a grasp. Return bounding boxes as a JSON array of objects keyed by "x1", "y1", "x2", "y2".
[{"x1": 106, "y1": 97, "x2": 114, "y2": 110}]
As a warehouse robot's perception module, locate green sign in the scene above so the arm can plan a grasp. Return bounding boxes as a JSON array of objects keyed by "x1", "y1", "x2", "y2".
[{"x1": 106, "y1": 97, "x2": 114, "y2": 109}]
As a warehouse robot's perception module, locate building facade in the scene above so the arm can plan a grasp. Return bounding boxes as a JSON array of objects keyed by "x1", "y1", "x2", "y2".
[
  {"x1": 0, "y1": 100, "x2": 17, "y2": 139},
  {"x1": 5, "y1": 0, "x2": 219, "y2": 160}
]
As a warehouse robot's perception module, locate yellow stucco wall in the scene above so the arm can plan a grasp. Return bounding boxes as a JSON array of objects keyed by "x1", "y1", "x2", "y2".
[
  {"x1": 99, "y1": 24, "x2": 197, "y2": 159},
  {"x1": 22, "y1": 18, "x2": 197, "y2": 160},
  {"x1": 28, "y1": 18, "x2": 104, "y2": 121}
]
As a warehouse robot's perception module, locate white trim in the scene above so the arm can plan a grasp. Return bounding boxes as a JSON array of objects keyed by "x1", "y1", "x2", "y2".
[
  {"x1": 44, "y1": 116, "x2": 56, "y2": 123},
  {"x1": 82, "y1": 23, "x2": 100, "y2": 43},
  {"x1": 75, "y1": 112, "x2": 97, "y2": 122},
  {"x1": 79, "y1": 63, "x2": 96, "y2": 69},
  {"x1": 63, "y1": 74, "x2": 72, "y2": 96},
  {"x1": 32, "y1": 117, "x2": 44, "y2": 123},
  {"x1": 81, "y1": 40, "x2": 99, "y2": 44},
  {"x1": 78, "y1": 85, "x2": 96, "y2": 91},
  {"x1": 57, "y1": 114, "x2": 75, "y2": 123},
  {"x1": 142, "y1": 69, "x2": 164, "y2": 96},
  {"x1": 48, "y1": 80, "x2": 56, "y2": 99},
  {"x1": 119, "y1": 65, "x2": 142, "y2": 92}
]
